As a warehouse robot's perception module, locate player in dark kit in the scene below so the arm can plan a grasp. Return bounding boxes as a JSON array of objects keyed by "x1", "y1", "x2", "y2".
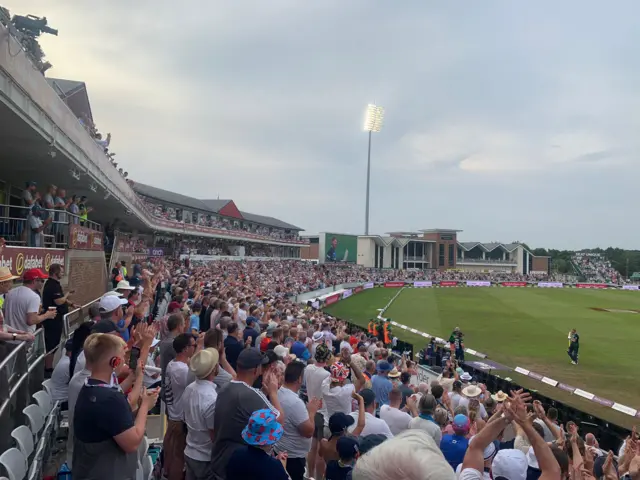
[{"x1": 567, "y1": 328, "x2": 580, "y2": 365}]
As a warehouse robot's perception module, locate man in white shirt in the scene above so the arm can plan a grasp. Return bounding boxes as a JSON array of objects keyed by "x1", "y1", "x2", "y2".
[
  {"x1": 380, "y1": 387, "x2": 414, "y2": 436},
  {"x1": 304, "y1": 343, "x2": 331, "y2": 480},
  {"x1": 236, "y1": 302, "x2": 248, "y2": 331},
  {"x1": 49, "y1": 339, "x2": 73, "y2": 406},
  {"x1": 277, "y1": 361, "x2": 322, "y2": 480},
  {"x1": 348, "y1": 388, "x2": 393, "y2": 439},
  {"x1": 183, "y1": 348, "x2": 219, "y2": 480},
  {"x1": 4, "y1": 268, "x2": 56, "y2": 334},
  {"x1": 163, "y1": 333, "x2": 197, "y2": 480}
]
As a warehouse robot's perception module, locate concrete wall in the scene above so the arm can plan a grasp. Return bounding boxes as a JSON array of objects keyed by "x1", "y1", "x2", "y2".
[{"x1": 357, "y1": 238, "x2": 375, "y2": 267}]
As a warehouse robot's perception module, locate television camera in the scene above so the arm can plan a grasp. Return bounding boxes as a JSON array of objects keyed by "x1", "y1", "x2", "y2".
[{"x1": 11, "y1": 14, "x2": 58, "y2": 37}]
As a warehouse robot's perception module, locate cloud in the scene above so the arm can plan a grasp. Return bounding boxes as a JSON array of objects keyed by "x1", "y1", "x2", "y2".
[{"x1": 7, "y1": 0, "x2": 640, "y2": 248}]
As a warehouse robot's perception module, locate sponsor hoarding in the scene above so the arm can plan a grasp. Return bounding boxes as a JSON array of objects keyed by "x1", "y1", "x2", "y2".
[
  {"x1": 0, "y1": 246, "x2": 66, "y2": 277},
  {"x1": 354, "y1": 286, "x2": 363, "y2": 294},
  {"x1": 363, "y1": 282, "x2": 374, "y2": 289},
  {"x1": 623, "y1": 285, "x2": 640, "y2": 290},
  {"x1": 413, "y1": 281, "x2": 433, "y2": 287},
  {"x1": 147, "y1": 247, "x2": 165, "y2": 257},
  {"x1": 342, "y1": 289, "x2": 353, "y2": 299},
  {"x1": 440, "y1": 281, "x2": 458, "y2": 287},
  {"x1": 323, "y1": 233, "x2": 358, "y2": 263},
  {"x1": 576, "y1": 283, "x2": 608, "y2": 289},
  {"x1": 325, "y1": 293, "x2": 340, "y2": 306},
  {"x1": 502, "y1": 282, "x2": 527, "y2": 287},
  {"x1": 538, "y1": 282, "x2": 563, "y2": 288},
  {"x1": 69, "y1": 224, "x2": 104, "y2": 251},
  {"x1": 467, "y1": 281, "x2": 491, "y2": 287},
  {"x1": 384, "y1": 282, "x2": 405, "y2": 288}
]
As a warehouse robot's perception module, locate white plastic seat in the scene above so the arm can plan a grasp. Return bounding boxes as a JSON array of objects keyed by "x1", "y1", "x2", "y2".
[
  {"x1": 10, "y1": 426, "x2": 34, "y2": 459},
  {"x1": 142, "y1": 455, "x2": 153, "y2": 479},
  {"x1": 41, "y1": 379, "x2": 53, "y2": 396},
  {"x1": 138, "y1": 436, "x2": 149, "y2": 462},
  {"x1": 0, "y1": 448, "x2": 27, "y2": 480},
  {"x1": 22, "y1": 404, "x2": 44, "y2": 437},
  {"x1": 32, "y1": 390, "x2": 52, "y2": 415}
]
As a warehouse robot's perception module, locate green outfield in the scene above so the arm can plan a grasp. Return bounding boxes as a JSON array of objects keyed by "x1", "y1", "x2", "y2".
[{"x1": 324, "y1": 287, "x2": 640, "y2": 428}]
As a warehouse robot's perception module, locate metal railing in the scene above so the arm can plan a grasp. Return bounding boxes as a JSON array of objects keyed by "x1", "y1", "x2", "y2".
[
  {"x1": 457, "y1": 257, "x2": 516, "y2": 264},
  {"x1": 0, "y1": 203, "x2": 101, "y2": 248}
]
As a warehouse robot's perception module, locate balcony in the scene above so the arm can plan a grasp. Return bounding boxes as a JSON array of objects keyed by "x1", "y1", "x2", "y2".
[{"x1": 457, "y1": 257, "x2": 517, "y2": 265}]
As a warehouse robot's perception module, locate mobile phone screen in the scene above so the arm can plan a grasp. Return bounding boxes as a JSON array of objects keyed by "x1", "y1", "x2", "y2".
[{"x1": 129, "y1": 346, "x2": 141, "y2": 370}]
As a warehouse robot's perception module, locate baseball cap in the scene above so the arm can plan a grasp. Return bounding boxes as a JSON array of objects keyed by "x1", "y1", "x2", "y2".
[
  {"x1": 336, "y1": 436, "x2": 359, "y2": 461},
  {"x1": 99, "y1": 294, "x2": 128, "y2": 313},
  {"x1": 266, "y1": 324, "x2": 277, "y2": 337},
  {"x1": 452, "y1": 414, "x2": 470, "y2": 434},
  {"x1": 189, "y1": 348, "x2": 219, "y2": 379},
  {"x1": 359, "y1": 388, "x2": 376, "y2": 408},
  {"x1": 492, "y1": 449, "x2": 528, "y2": 480},
  {"x1": 290, "y1": 341, "x2": 311, "y2": 361},
  {"x1": 328, "y1": 412, "x2": 355, "y2": 435},
  {"x1": 237, "y1": 349, "x2": 270, "y2": 369},
  {"x1": 168, "y1": 301, "x2": 181, "y2": 312},
  {"x1": 23, "y1": 269, "x2": 48, "y2": 281},
  {"x1": 358, "y1": 434, "x2": 388, "y2": 454},
  {"x1": 273, "y1": 345, "x2": 292, "y2": 360}
]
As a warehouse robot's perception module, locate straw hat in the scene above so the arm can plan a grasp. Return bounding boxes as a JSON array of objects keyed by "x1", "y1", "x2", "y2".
[
  {"x1": 491, "y1": 390, "x2": 508, "y2": 403},
  {"x1": 388, "y1": 367, "x2": 401, "y2": 378},
  {"x1": 0, "y1": 267, "x2": 18, "y2": 283},
  {"x1": 462, "y1": 385, "x2": 482, "y2": 398}
]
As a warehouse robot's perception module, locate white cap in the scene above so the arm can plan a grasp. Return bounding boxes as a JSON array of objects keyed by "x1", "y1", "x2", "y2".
[
  {"x1": 99, "y1": 294, "x2": 128, "y2": 312},
  {"x1": 116, "y1": 280, "x2": 135, "y2": 290},
  {"x1": 103, "y1": 291, "x2": 124, "y2": 297},
  {"x1": 273, "y1": 345, "x2": 290, "y2": 359},
  {"x1": 492, "y1": 449, "x2": 528, "y2": 480}
]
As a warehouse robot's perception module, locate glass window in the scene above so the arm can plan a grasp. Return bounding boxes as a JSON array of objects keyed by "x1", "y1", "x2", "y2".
[
  {"x1": 439, "y1": 244, "x2": 445, "y2": 267},
  {"x1": 448, "y1": 244, "x2": 455, "y2": 265}
]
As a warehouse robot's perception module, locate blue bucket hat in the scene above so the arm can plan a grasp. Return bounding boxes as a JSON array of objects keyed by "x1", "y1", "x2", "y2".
[{"x1": 241, "y1": 409, "x2": 283, "y2": 446}]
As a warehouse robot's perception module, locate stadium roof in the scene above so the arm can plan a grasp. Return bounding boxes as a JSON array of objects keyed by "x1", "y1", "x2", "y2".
[
  {"x1": 458, "y1": 242, "x2": 521, "y2": 252},
  {"x1": 132, "y1": 182, "x2": 302, "y2": 231},
  {"x1": 46, "y1": 77, "x2": 93, "y2": 122}
]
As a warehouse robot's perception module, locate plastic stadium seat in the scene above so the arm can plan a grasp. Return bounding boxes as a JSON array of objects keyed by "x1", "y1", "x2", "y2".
[
  {"x1": 0, "y1": 448, "x2": 27, "y2": 480},
  {"x1": 32, "y1": 390, "x2": 52, "y2": 415},
  {"x1": 10, "y1": 426, "x2": 33, "y2": 459},
  {"x1": 138, "y1": 436, "x2": 149, "y2": 463},
  {"x1": 142, "y1": 455, "x2": 153, "y2": 480},
  {"x1": 41, "y1": 379, "x2": 53, "y2": 396},
  {"x1": 22, "y1": 405, "x2": 44, "y2": 437}
]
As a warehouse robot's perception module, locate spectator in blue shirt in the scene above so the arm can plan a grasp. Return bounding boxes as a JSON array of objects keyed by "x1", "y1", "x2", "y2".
[
  {"x1": 440, "y1": 414, "x2": 471, "y2": 469},
  {"x1": 243, "y1": 317, "x2": 260, "y2": 347},
  {"x1": 371, "y1": 360, "x2": 393, "y2": 407},
  {"x1": 189, "y1": 303, "x2": 202, "y2": 333}
]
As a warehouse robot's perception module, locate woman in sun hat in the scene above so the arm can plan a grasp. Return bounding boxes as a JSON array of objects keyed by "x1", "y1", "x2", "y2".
[
  {"x1": 226, "y1": 408, "x2": 289, "y2": 479},
  {"x1": 459, "y1": 384, "x2": 489, "y2": 420},
  {"x1": 492, "y1": 390, "x2": 508, "y2": 403}
]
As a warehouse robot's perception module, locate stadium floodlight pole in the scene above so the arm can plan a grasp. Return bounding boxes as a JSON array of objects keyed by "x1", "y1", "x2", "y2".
[{"x1": 363, "y1": 103, "x2": 384, "y2": 235}]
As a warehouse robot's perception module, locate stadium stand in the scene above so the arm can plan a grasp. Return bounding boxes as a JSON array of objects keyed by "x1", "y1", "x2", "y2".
[{"x1": 0, "y1": 9, "x2": 635, "y2": 480}]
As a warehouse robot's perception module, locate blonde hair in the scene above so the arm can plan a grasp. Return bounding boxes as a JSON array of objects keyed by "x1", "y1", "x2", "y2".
[{"x1": 83, "y1": 333, "x2": 126, "y2": 367}]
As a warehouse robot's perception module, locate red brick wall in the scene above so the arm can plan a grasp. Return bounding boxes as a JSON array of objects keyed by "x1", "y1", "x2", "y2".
[
  {"x1": 67, "y1": 251, "x2": 108, "y2": 305},
  {"x1": 300, "y1": 244, "x2": 319, "y2": 260},
  {"x1": 422, "y1": 232, "x2": 458, "y2": 270},
  {"x1": 531, "y1": 256, "x2": 550, "y2": 274}
]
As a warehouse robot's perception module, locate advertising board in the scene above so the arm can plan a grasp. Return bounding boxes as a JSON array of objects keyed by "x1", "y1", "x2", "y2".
[{"x1": 0, "y1": 246, "x2": 66, "y2": 276}]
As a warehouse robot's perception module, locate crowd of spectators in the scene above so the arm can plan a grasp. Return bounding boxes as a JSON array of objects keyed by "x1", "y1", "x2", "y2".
[
  {"x1": 573, "y1": 253, "x2": 620, "y2": 284},
  {"x1": 1, "y1": 249, "x2": 637, "y2": 480},
  {"x1": 139, "y1": 197, "x2": 302, "y2": 243}
]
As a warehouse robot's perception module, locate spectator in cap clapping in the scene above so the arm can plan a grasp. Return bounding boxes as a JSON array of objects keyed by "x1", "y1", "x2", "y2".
[
  {"x1": 325, "y1": 436, "x2": 360, "y2": 480},
  {"x1": 371, "y1": 360, "x2": 394, "y2": 407}
]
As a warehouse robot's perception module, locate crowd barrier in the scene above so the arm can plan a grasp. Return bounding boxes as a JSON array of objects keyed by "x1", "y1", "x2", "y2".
[
  {"x1": 379, "y1": 280, "x2": 629, "y2": 289},
  {"x1": 309, "y1": 281, "x2": 636, "y2": 446}
]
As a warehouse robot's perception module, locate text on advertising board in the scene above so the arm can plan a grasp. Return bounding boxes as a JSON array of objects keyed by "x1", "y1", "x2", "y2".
[
  {"x1": 325, "y1": 293, "x2": 340, "y2": 306},
  {"x1": 502, "y1": 282, "x2": 528, "y2": 287},
  {"x1": 384, "y1": 282, "x2": 405, "y2": 288},
  {"x1": 0, "y1": 246, "x2": 66, "y2": 276},
  {"x1": 69, "y1": 224, "x2": 104, "y2": 251},
  {"x1": 440, "y1": 281, "x2": 458, "y2": 287}
]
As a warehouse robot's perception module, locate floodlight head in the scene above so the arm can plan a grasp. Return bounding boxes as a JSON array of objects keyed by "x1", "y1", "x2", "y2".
[{"x1": 364, "y1": 104, "x2": 384, "y2": 132}]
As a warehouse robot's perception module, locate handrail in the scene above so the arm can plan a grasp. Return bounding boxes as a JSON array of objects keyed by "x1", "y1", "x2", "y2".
[{"x1": 0, "y1": 203, "x2": 102, "y2": 232}]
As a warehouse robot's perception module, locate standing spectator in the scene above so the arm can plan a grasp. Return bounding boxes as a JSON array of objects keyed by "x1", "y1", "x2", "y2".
[
  {"x1": 183, "y1": 348, "x2": 220, "y2": 480},
  {"x1": 210, "y1": 348, "x2": 285, "y2": 479},
  {"x1": 325, "y1": 436, "x2": 360, "y2": 480},
  {"x1": 42, "y1": 184, "x2": 56, "y2": 231},
  {"x1": 348, "y1": 388, "x2": 393, "y2": 438},
  {"x1": 398, "y1": 371, "x2": 414, "y2": 408},
  {"x1": 243, "y1": 317, "x2": 260, "y2": 347},
  {"x1": 321, "y1": 357, "x2": 365, "y2": 420},
  {"x1": 440, "y1": 414, "x2": 471, "y2": 469},
  {"x1": 408, "y1": 394, "x2": 442, "y2": 446},
  {"x1": 305, "y1": 343, "x2": 332, "y2": 480},
  {"x1": 4, "y1": 268, "x2": 56, "y2": 334},
  {"x1": 159, "y1": 313, "x2": 185, "y2": 388},
  {"x1": 223, "y1": 321, "x2": 244, "y2": 371},
  {"x1": 27, "y1": 204, "x2": 51, "y2": 247},
  {"x1": 41, "y1": 263, "x2": 78, "y2": 375},
  {"x1": 22, "y1": 181, "x2": 38, "y2": 219},
  {"x1": 73, "y1": 333, "x2": 159, "y2": 479},
  {"x1": 78, "y1": 196, "x2": 93, "y2": 225},
  {"x1": 277, "y1": 361, "x2": 322, "y2": 480},
  {"x1": 163, "y1": 333, "x2": 197, "y2": 480},
  {"x1": 53, "y1": 187, "x2": 71, "y2": 240},
  {"x1": 371, "y1": 360, "x2": 394, "y2": 407},
  {"x1": 380, "y1": 387, "x2": 414, "y2": 436},
  {"x1": 69, "y1": 195, "x2": 80, "y2": 224},
  {"x1": 111, "y1": 261, "x2": 123, "y2": 288},
  {"x1": 226, "y1": 409, "x2": 289, "y2": 480},
  {"x1": 0, "y1": 266, "x2": 34, "y2": 343}
]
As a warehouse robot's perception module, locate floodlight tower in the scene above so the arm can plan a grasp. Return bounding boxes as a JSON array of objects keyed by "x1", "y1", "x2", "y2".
[{"x1": 363, "y1": 103, "x2": 384, "y2": 235}]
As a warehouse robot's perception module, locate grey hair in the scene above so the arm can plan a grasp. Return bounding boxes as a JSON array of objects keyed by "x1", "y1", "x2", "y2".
[
  {"x1": 418, "y1": 383, "x2": 429, "y2": 394},
  {"x1": 274, "y1": 360, "x2": 286, "y2": 375},
  {"x1": 353, "y1": 430, "x2": 455, "y2": 480},
  {"x1": 454, "y1": 406, "x2": 468, "y2": 417}
]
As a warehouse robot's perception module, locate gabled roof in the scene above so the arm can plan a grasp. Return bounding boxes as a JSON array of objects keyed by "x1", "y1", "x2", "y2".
[
  {"x1": 46, "y1": 77, "x2": 94, "y2": 122},
  {"x1": 47, "y1": 78, "x2": 85, "y2": 97},
  {"x1": 457, "y1": 241, "x2": 522, "y2": 252},
  {"x1": 201, "y1": 199, "x2": 232, "y2": 212},
  {"x1": 132, "y1": 182, "x2": 302, "y2": 231}
]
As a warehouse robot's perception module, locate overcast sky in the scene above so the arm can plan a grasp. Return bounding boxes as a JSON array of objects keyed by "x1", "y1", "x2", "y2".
[{"x1": 10, "y1": 1, "x2": 640, "y2": 249}]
